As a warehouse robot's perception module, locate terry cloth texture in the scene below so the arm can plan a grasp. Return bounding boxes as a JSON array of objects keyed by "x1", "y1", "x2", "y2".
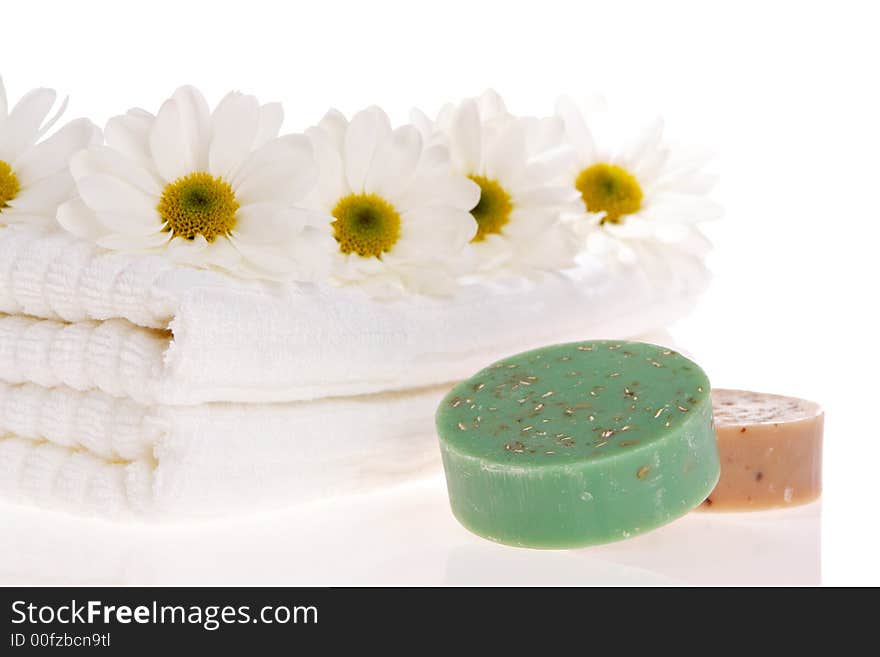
[
  {"x1": 0, "y1": 226, "x2": 708, "y2": 405},
  {"x1": 0, "y1": 225, "x2": 709, "y2": 518},
  {"x1": 0, "y1": 380, "x2": 447, "y2": 518}
]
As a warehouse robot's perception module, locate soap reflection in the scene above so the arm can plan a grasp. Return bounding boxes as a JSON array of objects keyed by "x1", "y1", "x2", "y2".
[
  {"x1": 445, "y1": 502, "x2": 820, "y2": 585},
  {"x1": 444, "y1": 545, "x2": 679, "y2": 585},
  {"x1": 586, "y1": 503, "x2": 821, "y2": 585},
  {"x1": 0, "y1": 479, "x2": 820, "y2": 586}
]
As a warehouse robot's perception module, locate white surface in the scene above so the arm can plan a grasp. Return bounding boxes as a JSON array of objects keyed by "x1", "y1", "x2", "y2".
[
  {"x1": 1, "y1": 0, "x2": 878, "y2": 585},
  {"x1": 0, "y1": 476, "x2": 820, "y2": 586}
]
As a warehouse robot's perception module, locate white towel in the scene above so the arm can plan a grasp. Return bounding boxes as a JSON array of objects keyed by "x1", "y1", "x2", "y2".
[
  {"x1": 0, "y1": 225, "x2": 709, "y2": 404},
  {"x1": 0, "y1": 380, "x2": 447, "y2": 518},
  {"x1": 0, "y1": 223, "x2": 708, "y2": 518}
]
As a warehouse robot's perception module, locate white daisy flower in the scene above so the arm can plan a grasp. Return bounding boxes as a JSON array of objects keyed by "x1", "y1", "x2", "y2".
[
  {"x1": 557, "y1": 96, "x2": 721, "y2": 263},
  {"x1": 58, "y1": 85, "x2": 333, "y2": 280},
  {"x1": 0, "y1": 76, "x2": 100, "y2": 229},
  {"x1": 412, "y1": 90, "x2": 580, "y2": 278},
  {"x1": 305, "y1": 105, "x2": 480, "y2": 295}
]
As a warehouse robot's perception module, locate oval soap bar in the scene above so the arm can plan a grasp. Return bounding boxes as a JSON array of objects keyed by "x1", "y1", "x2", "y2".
[
  {"x1": 702, "y1": 389, "x2": 823, "y2": 511},
  {"x1": 436, "y1": 341, "x2": 720, "y2": 548}
]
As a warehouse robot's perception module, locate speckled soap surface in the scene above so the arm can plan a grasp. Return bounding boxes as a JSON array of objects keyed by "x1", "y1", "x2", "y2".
[
  {"x1": 702, "y1": 389, "x2": 823, "y2": 511},
  {"x1": 436, "y1": 340, "x2": 720, "y2": 548}
]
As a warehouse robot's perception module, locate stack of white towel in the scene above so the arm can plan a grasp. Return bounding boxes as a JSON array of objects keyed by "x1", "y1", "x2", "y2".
[{"x1": 0, "y1": 224, "x2": 708, "y2": 519}]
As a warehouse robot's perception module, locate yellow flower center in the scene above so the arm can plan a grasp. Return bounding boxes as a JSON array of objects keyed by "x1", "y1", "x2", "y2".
[
  {"x1": 331, "y1": 193, "x2": 402, "y2": 258},
  {"x1": 575, "y1": 163, "x2": 642, "y2": 225},
  {"x1": 468, "y1": 175, "x2": 513, "y2": 242},
  {"x1": 0, "y1": 160, "x2": 21, "y2": 211},
  {"x1": 157, "y1": 172, "x2": 239, "y2": 241}
]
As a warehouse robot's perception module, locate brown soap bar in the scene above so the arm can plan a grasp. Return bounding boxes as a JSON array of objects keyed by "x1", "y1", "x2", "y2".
[{"x1": 701, "y1": 389, "x2": 823, "y2": 511}]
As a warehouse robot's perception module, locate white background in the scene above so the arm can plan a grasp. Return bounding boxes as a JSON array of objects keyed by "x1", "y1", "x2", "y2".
[{"x1": 1, "y1": 0, "x2": 878, "y2": 585}]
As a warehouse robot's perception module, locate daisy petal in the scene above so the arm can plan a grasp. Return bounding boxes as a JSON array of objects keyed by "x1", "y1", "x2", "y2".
[
  {"x1": 626, "y1": 118, "x2": 664, "y2": 170},
  {"x1": 477, "y1": 89, "x2": 508, "y2": 120},
  {"x1": 13, "y1": 118, "x2": 101, "y2": 186},
  {"x1": 231, "y1": 239, "x2": 298, "y2": 276},
  {"x1": 149, "y1": 87, "x2": 210, "y2": 181},
  {"x1": 171, "y1": 85, "x2": 210, "y2": 170},
  {"x1": 448, "y1": 99, "x2": 482, "y2": 173},
  {"x1": 398, "y1": 174, "x2": 479, "y2": 213},
  {"x1": 344, "y1": 106, "x2": 391, "y2": 193},
  {"x1": 284, "y1": 226, "x2": 335, "y2": 280},
  {"x1": 484, "y1": 122, "x2": 527, "y2": 185},
  {"x1": 417, "y1": 144, "x2": 452, "y2": 174},
  {"x1": 105, "y1": 110, "x2": 155, "y2": 170},
  {"x1": 92, "y1": 211, "x2": 164, "y2": 238},
  {"x1": 200, "y1": 236, "x2": 241, "y2": 269},
  {"x1": 149, "y1": 99, "x2": 188, "y2": 182},
  {"x1": 71, "y1": 147, "x2": 162, "y2": 196},
  {"x1": 515, "y1": 184, "x2": 576, "y2": 209},
  {"x1": 163, "y1": 234, "x2": 210, "y2": 264},
  {"x1": 209, "y1": 92, "x2": 260, "y2": 179},
  {"x1": 433, "y1": 102, "x2": 455, "y2": 133},
  {"x1": 35, "y1": 95, "x2": 69, "y2": 142},
  {"x1": 522, "y1": 116, "x2": 565, "y2": 156},
  {"x1": 501, "y1": 209, "x2": 557, "y2": 239},
  {"x1": 401, "y1": 206, "x2": 476, "y2": 249},
  {"x1": 317, "y1": 108, "x2": 348, "y2": 151},
  {"x1": 234, "y1": 135, "x2": 317, "y2": 206},
  {"x1": 523, "y1": 151, "x2": 576, "y2": 185},
  {"x1": 7, "y1": 171, "x2": 74, "y2": 214},
  {"x1": 233, "y1": 205, "x2": 321, "y2": 244},
  {"x1": 408, "y1": 107, "x2": 434, "y2": 141},
  {"x1": 365, "y1": 125, "x2": 422, "y2": 198},
  {"x1": 654, "y1": 222, "x2": 691, "y2": 243},
  {"x1": 96, "y1": 230, "x2": 171, "y2": 251},
  {"x1": 76, "y1": 173, "x2": 157, "y2": 219},
  {"x1": 0, "y1": 87, "x2": 56, "y2": 161},
  {"x1": 253, "y1": 102, "x2": 283, "y2": 149},
  {"x1": 556, "y1": 95, "x2": 596, "y2": 162},
  {"x1": 57, "y1": 198, "x2": 106, "y2": 240},
  {"x1": 0, "y1": 208, "x2": 56, "y2": 227},
  {"x1": 630, "y1": 144, "x2": 668, "y2": 183},
  {"x1": 305, "y1": 126, "x2": 347, "y2": 208},
  {"x1": 231, "y1": 137, "x2": 292, "y2": 187}
]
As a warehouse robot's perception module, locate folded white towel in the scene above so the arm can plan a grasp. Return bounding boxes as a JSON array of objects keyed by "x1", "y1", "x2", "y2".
[
  {"x1": 0, "y1": 380, "x2": 447, "y2": 518},
  {"x1": 0, "y1": 226, "x2": 708, "y2": 404},
  {"x1": 0, "y1": 223, "x2": 707, "y2": 518}
]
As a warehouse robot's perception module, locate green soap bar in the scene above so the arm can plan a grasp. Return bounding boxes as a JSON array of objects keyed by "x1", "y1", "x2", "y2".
[{"x1": 436, "y1": 340, "x2": 720, "y2": 548}]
